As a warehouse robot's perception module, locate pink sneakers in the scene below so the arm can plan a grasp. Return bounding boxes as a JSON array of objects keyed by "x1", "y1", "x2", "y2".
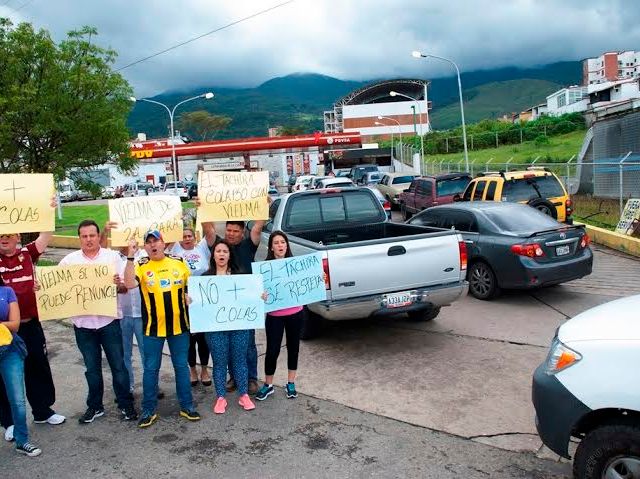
[
  {"x1": 238, "y1": 394, "x2": 255, "y2": 411},
  {"x1": 213, "y1": 397, "x2": 227, "y2": 414}
]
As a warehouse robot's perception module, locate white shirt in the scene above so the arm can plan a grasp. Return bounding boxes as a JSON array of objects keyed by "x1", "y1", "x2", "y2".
[
  {"x1": 120, "y1": 249, "x2": 147, "y2": 317},
  {"x1": 59, "y1": 248, "x2": 125, "y2": 329},
  {"x1": 169, "y1": 238, "x2": 211, "y2": 276}
]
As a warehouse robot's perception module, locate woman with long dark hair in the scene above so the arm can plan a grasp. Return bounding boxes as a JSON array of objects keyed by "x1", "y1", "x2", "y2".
[
  {"x1": 256, "y1": 231, "x2": 303, "y2": 401},
  {"x1": 203, "y1": 240, "x2": 255, "y2": 414},
  {"x1": 0, "y1": 275, "x2": 41, "y2": 456}
]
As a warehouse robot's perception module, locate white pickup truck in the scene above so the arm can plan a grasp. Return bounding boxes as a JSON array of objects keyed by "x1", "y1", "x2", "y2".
[{"x1": 261, "y1": 187, "x2": 469, "y2": 338}]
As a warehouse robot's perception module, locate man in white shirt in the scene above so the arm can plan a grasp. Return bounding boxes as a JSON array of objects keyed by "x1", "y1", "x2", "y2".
[{"x1": 59, "y1": 220, "x2": 138, "y2": 424}]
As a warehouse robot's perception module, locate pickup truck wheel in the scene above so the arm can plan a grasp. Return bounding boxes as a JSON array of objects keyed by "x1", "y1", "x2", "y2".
[
  {"x1": 401, "y1": 204, "x2": 412, "y2": 221},
  {"x1": 468, "y1": 261, "x2": 500, "y2": 300},
  {"x1": 573, "y1": 423, "x2": 640, "y2": 479},
  {"x1": 407, "y1": 306, "x2": 440, "y2": 322},
  {"x1": 300, "y1": 309, "x2": 323, "y2": 340}
]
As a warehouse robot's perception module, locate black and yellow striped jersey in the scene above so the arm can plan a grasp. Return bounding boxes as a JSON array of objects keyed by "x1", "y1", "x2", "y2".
[{"x1": 135, "y1": 255, "x2": 190, "y2": 337}]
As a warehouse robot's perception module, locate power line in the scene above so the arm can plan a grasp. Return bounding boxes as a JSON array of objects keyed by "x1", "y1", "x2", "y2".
[{"x1": 116, "y1": 0, "x2": 295, "y2": 72}]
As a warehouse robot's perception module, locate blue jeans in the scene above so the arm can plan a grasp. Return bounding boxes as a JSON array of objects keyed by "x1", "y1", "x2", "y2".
[
  {"x1": 247, "y1": 330, "x2": 258, "y2": 381},
  {"x1": 206, "y1": 330, "x2": 250, "y2": 397},
  {"x1": 141, "y1": 333, "x2": 193, "y2": 415},
  {"x1": 121, "y1": 316, "x2": 144, "y2": 391},
  {"x1": 74, "y1": 320, "x2": 133, "y2": 411},
  {"x1": 0, "y1": 349, "x2": 28, "y2": 446}
]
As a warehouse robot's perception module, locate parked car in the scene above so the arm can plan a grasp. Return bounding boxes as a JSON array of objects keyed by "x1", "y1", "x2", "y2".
[
  {"x1": 460, "y1": 167, "x2": 573, "y2": 223},
  {"x1": 362, "y1": 171, "x2": 383, "y2": 185},
  {"x1": 268, "y1": 187, "x2": 280, "y2": 200},
  {"x1": 532, "y1": 294, "x2": 640, "y2": 479},
  {"x1": 334, "y1": 168, "x2": 351, "y2": 177},
  {"x1": 376, "y1": 172, "x2": 420, "y2": 208},
  {"x1": 349, "y1": 164, "x2": 379, "y2": 185},
  {"x1": 309, "y1": 176, "x2": 329, "y2": 190},
  {"x1": 399, "y1": 173, "x2": 471, "y2": 220},
  {"x1": 287, "y1": 174, "x2": 298, "y2": 193},
  {"x1": 184, "y1": 181, "x2": 197, "y2": 199},
  {"x1": 101, "y1": 186, "x2": 116, "y2": 199},
  {"x1": 406, "y1": 202, "x2": 592, "y2": 299},
  {"x1": 75, "y1": 189, "x2": 95, "y2": 201},
  {"x1": 122, "y1": 182, "x2": 155, "y2": 197},
  {"x1": 59, "y1": 186, "x2": 78, "y2": 202},
  {"x1": 366, "y1": 186, "x2": 391, "y2": 220},
  {"x1": 293, "y1": 175, "x2": 315, "y2": 192},
  {"x1": 316, "y1": 177, "x2": 353, "y2": 189},
  {"x1": 261, "y1": 188, "x2": 468, "y2": 338}
]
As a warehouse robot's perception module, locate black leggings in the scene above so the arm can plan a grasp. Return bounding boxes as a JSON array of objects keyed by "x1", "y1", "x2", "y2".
[
  {"x1": 264, "y1": 310, "x2": 303, "y2": 376},
  {"x1": 188, "y1": 333, "x2": 209, "y2": 368}
]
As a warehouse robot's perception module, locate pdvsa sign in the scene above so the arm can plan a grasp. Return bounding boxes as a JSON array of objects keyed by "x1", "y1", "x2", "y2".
[{"x1": 130, "y1": 150, "x2": 154, "y2": 159}]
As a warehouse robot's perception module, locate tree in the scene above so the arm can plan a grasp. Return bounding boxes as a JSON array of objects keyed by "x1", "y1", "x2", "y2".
[
  {"x1": 176, "y1": 110, "x2": 231, "y2": 141},
  {"x1": 0, "y1": 19, "x2": 136, "y2": 184},
  {"x1": 278, "y1": 125, "x2": 305, "y2": 136}
]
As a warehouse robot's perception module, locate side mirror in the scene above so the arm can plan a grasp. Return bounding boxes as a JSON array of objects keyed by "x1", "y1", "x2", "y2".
[{"x1": 453, "y1": 194, "x2": 462, "y2": 202}]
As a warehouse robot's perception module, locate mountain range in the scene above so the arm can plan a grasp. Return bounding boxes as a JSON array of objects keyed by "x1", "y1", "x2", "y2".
[{"x1": 126, "y1": 61, "x2": 582, "y2": 138}]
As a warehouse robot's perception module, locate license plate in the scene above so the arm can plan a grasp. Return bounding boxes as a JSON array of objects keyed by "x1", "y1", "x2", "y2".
[
  {"x1": 384, "y1": 292, "x2": 412, "y2": 308},
  {"x1": 556, "y1": 245, "x2": 571, "y2": 256}
]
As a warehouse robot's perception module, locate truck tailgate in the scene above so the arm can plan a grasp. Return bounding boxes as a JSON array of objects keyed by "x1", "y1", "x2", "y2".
[{"x1": 326, "y1": 232, "x2": 462, "y2": 300}]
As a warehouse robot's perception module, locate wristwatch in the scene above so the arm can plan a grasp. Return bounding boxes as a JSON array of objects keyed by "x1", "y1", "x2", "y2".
[{"x1": 127, "y1": 257, "x2": 135, "y2": 261}]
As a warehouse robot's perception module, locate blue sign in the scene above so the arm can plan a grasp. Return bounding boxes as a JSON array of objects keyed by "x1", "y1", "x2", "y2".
[
  {"x1": 251, "y1": 252, "x2": 327, "y2": 313},
  {"x1": 188, "y1": 275, "x2": 265, "y2": 333}
]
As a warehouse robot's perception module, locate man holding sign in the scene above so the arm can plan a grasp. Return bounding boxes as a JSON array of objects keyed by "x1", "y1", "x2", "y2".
[{"x1": 59, "y1": 220, "x2": 138, "y2": 424}]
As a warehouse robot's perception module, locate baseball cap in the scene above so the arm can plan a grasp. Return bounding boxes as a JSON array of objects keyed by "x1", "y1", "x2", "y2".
[{"x1": 144, "y1": 229, "x2": 163, "y2": 242}]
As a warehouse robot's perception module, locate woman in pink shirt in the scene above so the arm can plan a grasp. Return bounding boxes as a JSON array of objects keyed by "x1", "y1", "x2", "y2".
[{"x1": 255, "y1": 231, "x2": 303, "y2": 401}]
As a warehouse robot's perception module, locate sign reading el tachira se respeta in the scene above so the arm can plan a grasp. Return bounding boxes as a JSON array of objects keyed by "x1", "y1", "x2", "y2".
[
  {"x1": 35, "y1": 264, "x2": 117, "y2": 321},
  {"x1": 188, "y1": 275, "x2": 265, "y2": 333},
  {"x1": 252, "y1": 252, "x2": 326, "y2": 313},
  {"x1": 108, "y1": 195, "x2": 183, "y2": 246},
  {"x1": 0, "y1": 173, "x2": 55, "y2": 234},
  {"x1": 196, "y1": 171, "x2": 269, "y2": 222}
]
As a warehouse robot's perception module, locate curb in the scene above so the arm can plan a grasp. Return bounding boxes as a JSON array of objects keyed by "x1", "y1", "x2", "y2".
[{"x1": 581, "y1": 224, "x2": 640, "y2": 258}]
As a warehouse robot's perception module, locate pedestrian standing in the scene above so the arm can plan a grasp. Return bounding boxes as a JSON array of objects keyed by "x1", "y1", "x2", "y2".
[
  {"x1": 59, "y1": 220, "x2": 138, "y2": 424},
  {"x1": 168, "y1": 226, "x2": 214, "y2": 387},
  {"x1": 0, "y1": 276, "x2": 41, "y2": 456},
  {"x1": 203, "y1": 239, "x2": 256, "y2": 414},
  {"x1": 0, "y1": 225, "x2": 66, "y2": 440},
  {"x1": 255, "y1": 231, "x2": 303, "y2": 401},
  {"x1": 123, "y1": 230, "x2": 200, "y2": 429}
]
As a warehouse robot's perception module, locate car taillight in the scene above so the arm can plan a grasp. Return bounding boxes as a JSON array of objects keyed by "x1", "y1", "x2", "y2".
[
  {"x1": 458, "y1": 241, "x2": 467, "y2": 270},
  {"x1": 383, "y1": 200, "x2": 391, "y2": 210},
  {"x1": 510, "y1": 243, "x2": 545, "y2": 258},
  {"x1": 322, "y1": 258, "x2": 331, "y2": 290},
  {"x1": 565, "y1": 198, "x2": 573, "y2": 216},
  {"x1": 580, "y1": 233, "x2": 590, "y2": 248}
]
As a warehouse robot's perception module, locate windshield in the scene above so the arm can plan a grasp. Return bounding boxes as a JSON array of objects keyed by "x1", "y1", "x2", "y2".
[
  {"x1": 483, "y1": 207, "x2": 560, "y2": 234},
  {"x1": 502, "y1": 175, "x2": 564, "y2": 202},
  {"x1": 392, "y1": 176, "x2": 416, "y2": 185},
  {"x1": 436, "y1": 177, "x2": 471, "y2": 196}
]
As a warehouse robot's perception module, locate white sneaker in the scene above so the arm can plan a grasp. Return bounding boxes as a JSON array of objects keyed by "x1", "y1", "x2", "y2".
[
  {"x1": 4, "y1": 425, "x2": 14, "y2": 442},
  {"x1": 34, "y1": 413, "x2": 66, "y2": 425}
]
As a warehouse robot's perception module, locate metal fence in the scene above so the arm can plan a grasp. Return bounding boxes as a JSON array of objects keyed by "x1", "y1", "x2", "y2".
[{"x1": 422, "y1": 155, "x2": 640, "y2": 216}]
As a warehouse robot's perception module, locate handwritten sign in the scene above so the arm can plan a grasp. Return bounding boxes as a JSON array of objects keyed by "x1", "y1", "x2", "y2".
[
  {"x1": 252, "y1": 252, "x2": 326, "y2": 313},
  {"x1": 196, "y1": 171, "x2": 269, "y2": 222},
  {"x1": 35, "y1": 264, "x2": 117, "y2": 321},
  {"x1": 0, "y1": 174, "x2": 54, "y2": 234},
  {"x1": 108, "y1": 195, "x2": 183, "y2": 246},
  {"x1": 616, "y1": 198, "x2": 640, "y2": 236},
  {"x1": 188, "y1": 275, "x2": 265, "y2": 333}
]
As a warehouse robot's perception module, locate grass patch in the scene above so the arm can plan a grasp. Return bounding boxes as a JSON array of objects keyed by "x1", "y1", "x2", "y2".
[
  {"x1": 55, "y1": 201, "x2": 196, "y2": 236},
  {"x1": 572, "y1": 195, "x2": 620, "y2": 231},
  {"x1": 424, "y1": 130, "x2": 586, "y2": 167},
  {"x1": 37, "y1": 259, "x2": 58, "y2": 266}
]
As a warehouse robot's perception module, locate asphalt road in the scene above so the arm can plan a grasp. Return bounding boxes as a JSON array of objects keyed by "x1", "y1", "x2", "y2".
[{"x1": 14, "y1": 212, "x2": 640, "y2": 477}]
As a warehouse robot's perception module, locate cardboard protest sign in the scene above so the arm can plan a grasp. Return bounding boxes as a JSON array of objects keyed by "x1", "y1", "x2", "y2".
[
  {"x1": 108, "y1": 195, "x2": 183, "y2": 246},
  {"x1": 196, "y1": 171, "x2": 269, "y2": 223},
  {"x1": 0, "y1": 174, "x2": 55, "y2": 234},
  {"x1": 616, "y1": 198, "x2": 640, "y2": 236},
  {"x1": 252, "y1": 252, "x2": 326, "y2": 313},
  {"x1": 35, "y1": 264, "x2": 117, "y2": 321},
  {"x1": 188, "y1": 275, "x2": 265, "y2": 333}
]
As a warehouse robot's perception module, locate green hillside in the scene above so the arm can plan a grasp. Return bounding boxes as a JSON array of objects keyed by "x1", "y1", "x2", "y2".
[{"x1": 430, "y1": 79, "x2": 562, "y2": 129}]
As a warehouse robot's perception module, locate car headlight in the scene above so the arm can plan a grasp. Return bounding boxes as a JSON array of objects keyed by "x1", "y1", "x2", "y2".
[{"x1": 545, "y1": 337, "x2": 582, "y2": 375}]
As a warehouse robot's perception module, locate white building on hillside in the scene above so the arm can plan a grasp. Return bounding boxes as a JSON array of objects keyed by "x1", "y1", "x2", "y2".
[
  {"x1": 546, "y1": 86, "x2": 589, "y2": 116},
  {"x1": 583, "y1": 51, "x2": 640, "y2": 85}
]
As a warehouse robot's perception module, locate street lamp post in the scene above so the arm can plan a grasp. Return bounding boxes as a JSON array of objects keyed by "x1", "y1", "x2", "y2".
[
  {"x1": 374, "y1": 121, "x2": 395, "y2": 161},
  {"x1": 130, "y1": 92, "x2": 214, "y2": 183},
  {"x1": 412, "y1": 50, "x2": 469, "y2": 172},
  {"x1": 377, "y1": 116, "x2": 403, "y2": 164},
  {"x1": 389, "y1": 91, "x2": 425, "y2": 175}
]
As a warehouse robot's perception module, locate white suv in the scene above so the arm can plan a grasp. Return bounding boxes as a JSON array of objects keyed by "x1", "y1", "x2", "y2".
[{"x1": 532, "y1": 295, "x2": 640, "y2": 478}]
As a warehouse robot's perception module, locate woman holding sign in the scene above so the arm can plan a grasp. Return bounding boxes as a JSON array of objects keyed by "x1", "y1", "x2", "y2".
[
  {"x1": 0, "y1": 276, "x2": 41, "y2": 457},
  {"x1": 203, "y1": 240, "x2": 256, "y2": 414},
  {"x1": 255, "y1": 231, "x2": 303, "y2": 402}
]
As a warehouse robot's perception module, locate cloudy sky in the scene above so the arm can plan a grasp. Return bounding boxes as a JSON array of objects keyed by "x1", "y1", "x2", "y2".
[{"x1": 2, "y1": 0, "x2": 639, "y2": 96}]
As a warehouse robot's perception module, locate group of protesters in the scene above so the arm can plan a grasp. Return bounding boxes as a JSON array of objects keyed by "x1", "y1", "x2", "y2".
[{"x1": 0, "y1": 200, "x2": 305, "y2": 457}]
